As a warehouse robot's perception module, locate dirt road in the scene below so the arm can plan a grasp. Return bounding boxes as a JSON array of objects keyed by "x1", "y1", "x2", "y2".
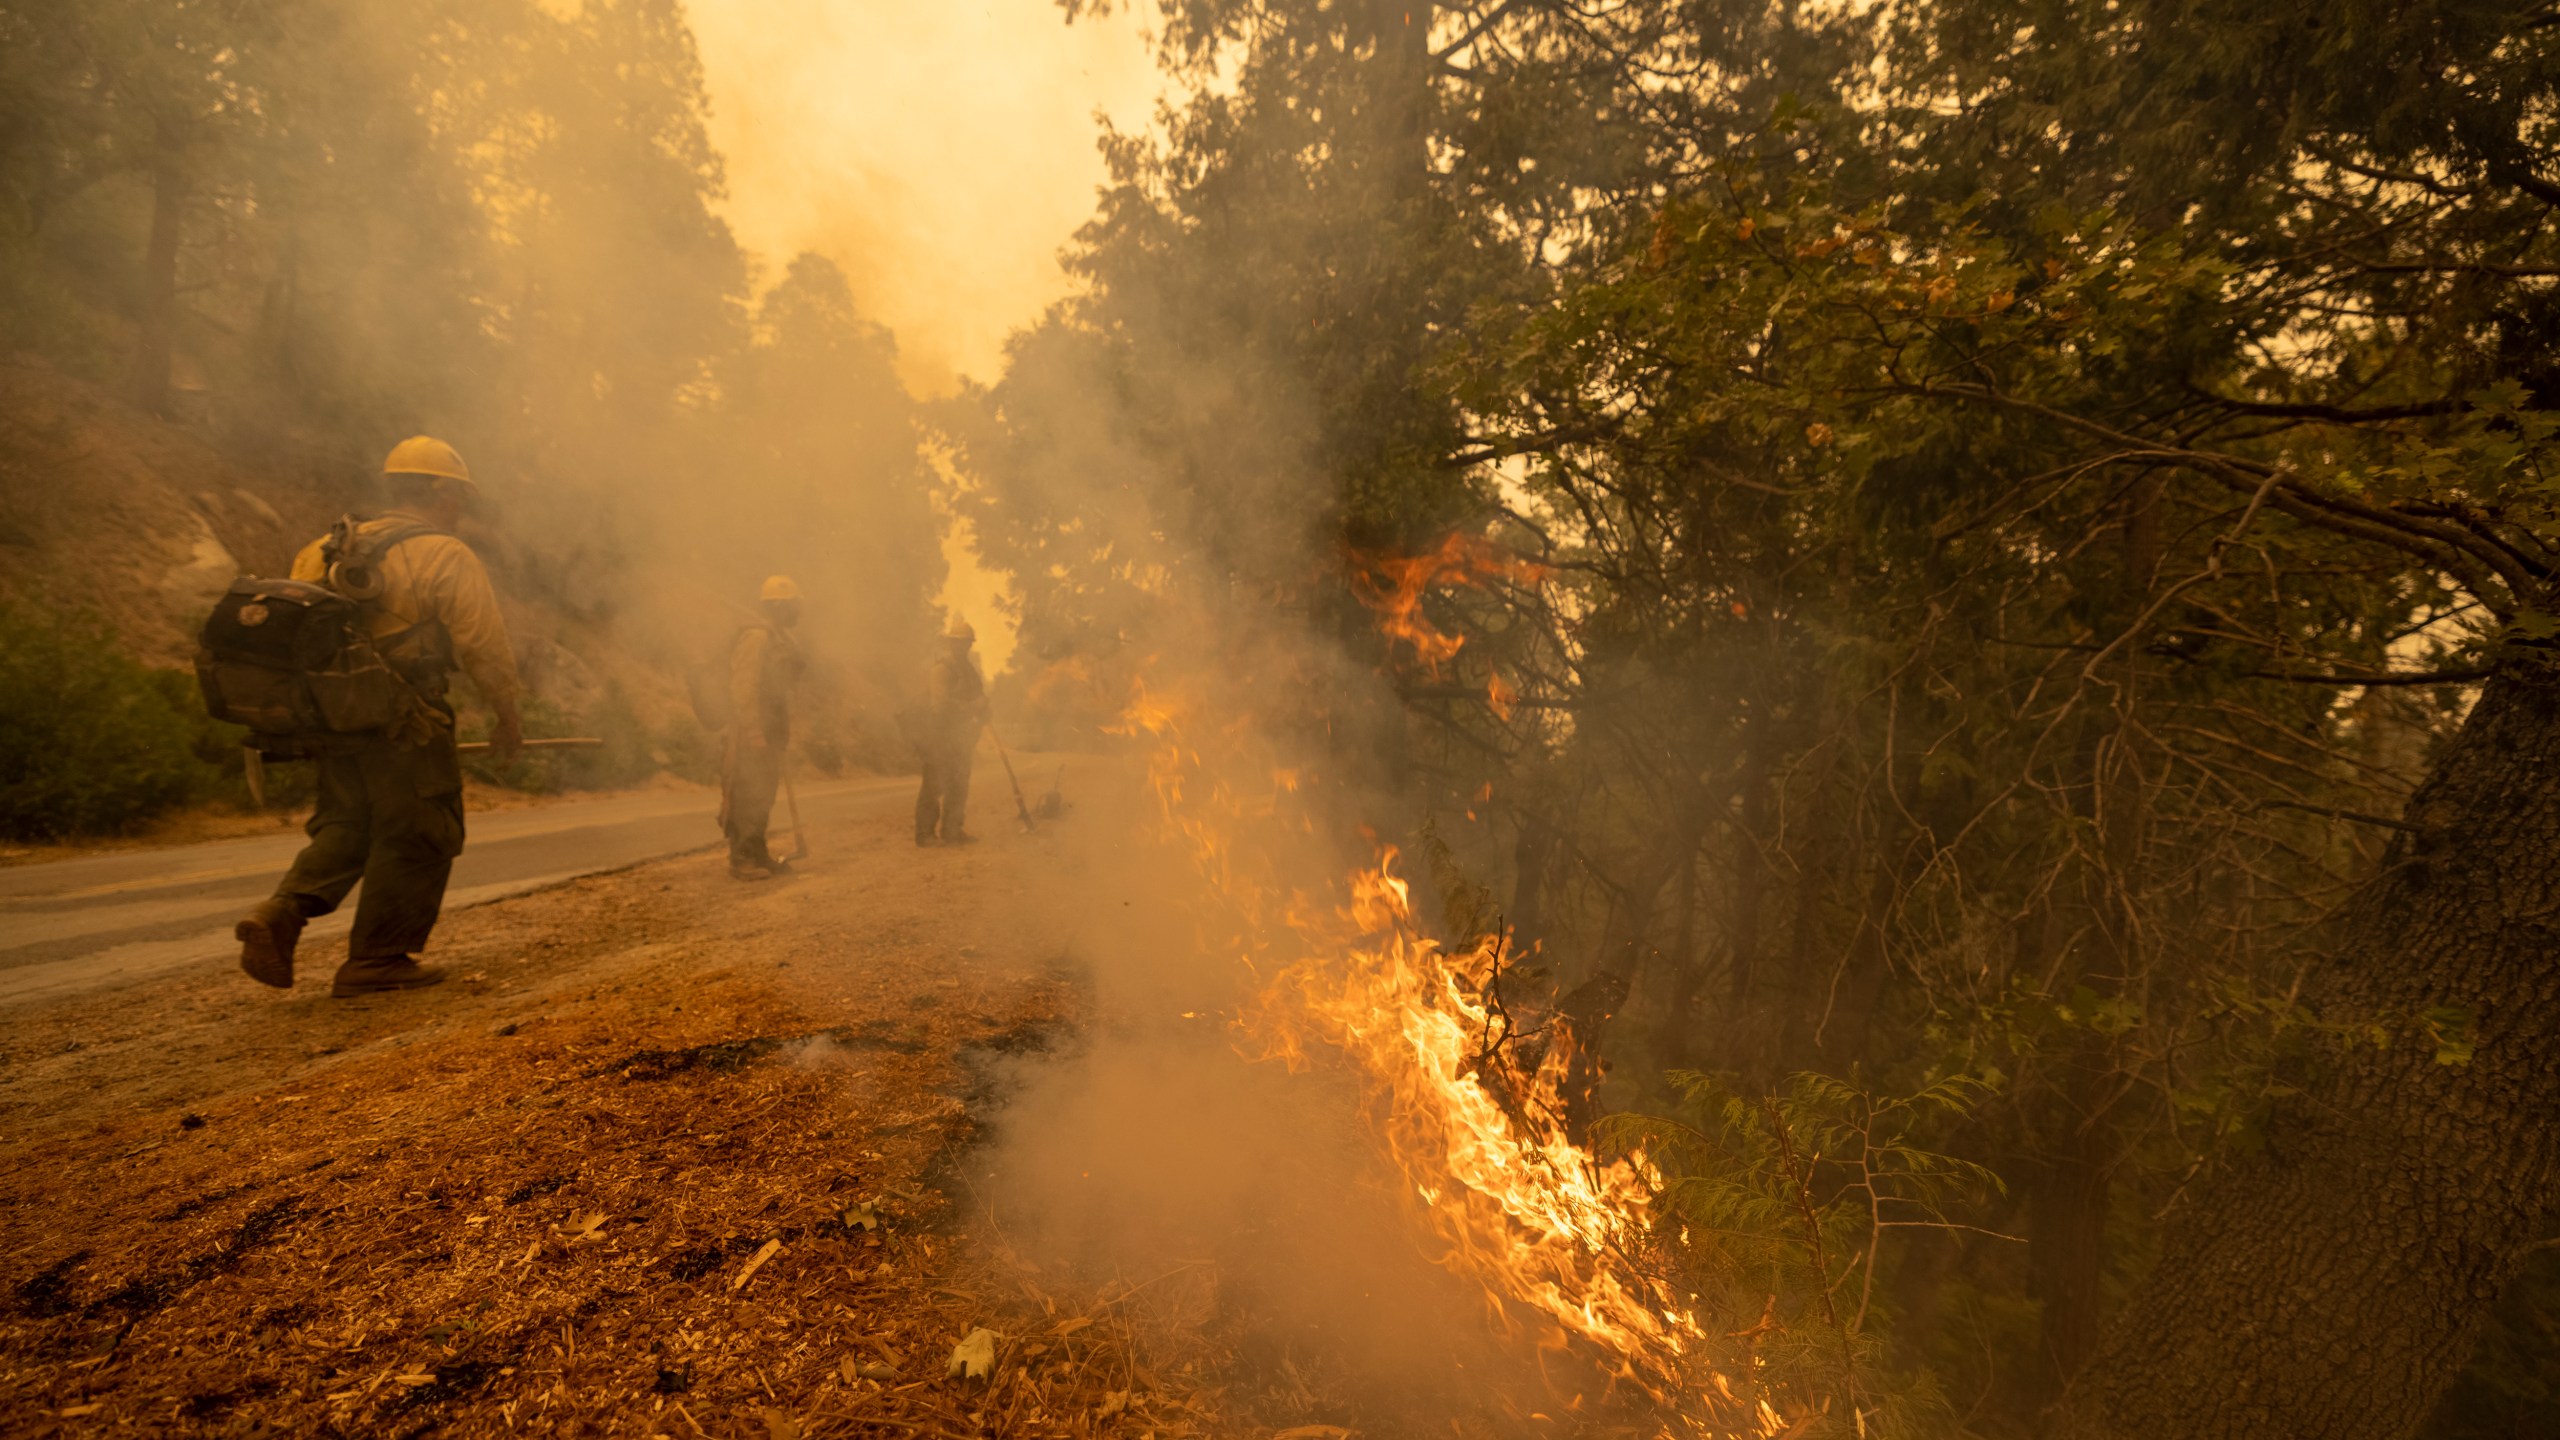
[
  {"x1": 0, "y1": 777, "x2": 910, "y2": 1005},
  {"x1": 0, "y1": 762, "x2": 1210, "y2": 1440}
]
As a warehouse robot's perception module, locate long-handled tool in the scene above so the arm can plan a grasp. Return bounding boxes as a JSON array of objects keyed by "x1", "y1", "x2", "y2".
[
  {"x1": 456, "y1": 737, "x2": 606, "y2": 754},
  {"x1": 246, "y1": 736, "x2": 604, "y2": 807},
  {"x1": 781, "y1": 759, "x2": 810, "y2": 862},
  {"x1": 987, "y1": 723, "x2": 1036, "y2": 831}
]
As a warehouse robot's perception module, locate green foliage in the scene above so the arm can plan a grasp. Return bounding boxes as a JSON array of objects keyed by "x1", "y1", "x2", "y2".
[
  {"x1": 960, "y1": 0, "x2": 2560, "y2": 1423},
  {"x1": 561, "y1": 684, "x2": 662, "y2": 791},
  {"x1": 1600, "y1": 1072, "x2": 1999, "y2": 1437},
  {"x1": 655, "y1": 713, "x2": 722, "y2": 786},
  {"x1": 8, "y1": 0, "x2": 2553, "y2": 1422},
  {"x1": 0, "y1": 603, "x2": 212, "y2": 838}
]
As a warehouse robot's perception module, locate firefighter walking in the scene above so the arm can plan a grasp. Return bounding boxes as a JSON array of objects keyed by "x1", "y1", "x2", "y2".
[
  {"x1": 721, "y1": 575, "x2": 804, "y2": 879},
  {"x1": 233, "y1": 437, "x2": 524, "y2": 997},
  {"x1": 914, "y1": 617, "x2": 988, "y2": 846}
]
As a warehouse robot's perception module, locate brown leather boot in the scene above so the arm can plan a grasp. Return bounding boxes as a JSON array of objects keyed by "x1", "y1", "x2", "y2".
[
  {"x1": 330, "y1": 955, "x2": 446, "y2": 998},
  {"x1": 235, "y1": 897, "x2": 305, "y2": 989}
]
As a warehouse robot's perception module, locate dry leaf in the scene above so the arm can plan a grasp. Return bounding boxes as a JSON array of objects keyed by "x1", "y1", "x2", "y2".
[
  {"x1": 842, "y1": 1201, "x2": 880, "y2": 1232},
  {"x1": 761, "y1": 1408, "x2": 800, "y2": 1440},
  {"x1": 946, "y1": 1326, "x2": 998, "y2": 1381},
  {"x1": 55, "y1": 1404, "x2": 103, "y2": 1418},
  {"x1": 1050, "y1": 1316, "x2": 1091, "y2": 1337},
  {"x1": 553, "y1": 1210, "x2": 608, "y2": 1239},
  {"x1": 1274, "y1": 1428, "x2": 1351, "y2": 1440},
  {"x1": 730, "y1": 1238, "x2": 782, "y2": 1291},
  {"x1": 1096, "y1": 1390, "x2": 1129, "y2": 1419},
  {"x1": 393, "y1": 1372, "x2": 437, "y2": 1388}
]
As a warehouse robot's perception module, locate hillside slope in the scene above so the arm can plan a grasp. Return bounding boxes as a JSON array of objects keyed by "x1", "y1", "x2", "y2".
[{"x1": 0, "y1": 359, "x2": 705, "y2": 750}]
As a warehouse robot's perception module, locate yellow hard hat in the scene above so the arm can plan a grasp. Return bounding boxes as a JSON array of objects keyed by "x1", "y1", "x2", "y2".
[
  {"x1": 382, "y1": 435, "x2": 472, "y2": 483},
  {"x1": 760, "y1": 575, "x2": 802, "y2": 602},
  {"x1": 944, "y1": 616, "x2": 976, "y2": 641}
]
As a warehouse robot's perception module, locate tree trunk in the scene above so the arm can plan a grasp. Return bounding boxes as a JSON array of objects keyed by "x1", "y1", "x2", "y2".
[
  {"x1": 2060, "y1": 656, "x2": 2560, "y2": 1440},
  {"x1": 1509, "y1": 809, "x2": 1557, "y2": 955},
  {"x1": 132, "y1": 149, "x2": 187, "y2": 417}
]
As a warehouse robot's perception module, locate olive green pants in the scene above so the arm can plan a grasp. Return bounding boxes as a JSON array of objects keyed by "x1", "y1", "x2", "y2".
[
  {"x1": 275, "y1": 731, "x2": 466, "y2": 961},
  {"x1": 914, "y1": 734, "x2": 974, "y2": 842},
  {"x1": 722, "y1": 737, "x2": 782, "y2": 865}
]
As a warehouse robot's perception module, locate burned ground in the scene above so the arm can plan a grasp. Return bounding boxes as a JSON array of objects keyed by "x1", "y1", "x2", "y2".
[{"x1": 0, "y1": 785, "x2": 1288, "y2": 1439}]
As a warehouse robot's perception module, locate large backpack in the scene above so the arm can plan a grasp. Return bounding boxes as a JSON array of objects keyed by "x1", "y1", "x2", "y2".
[{"x1": 194, "y1": 519, "x2": 443, "y2": 746}]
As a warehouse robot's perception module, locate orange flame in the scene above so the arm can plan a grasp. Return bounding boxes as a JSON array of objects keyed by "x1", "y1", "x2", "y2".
[
  {"x1": 1115, "y1": 674, "x2": 1785, "y2": 1436},
  {"x1": 1349, "y1": 532, "x2": 1550, "y2": 677}
]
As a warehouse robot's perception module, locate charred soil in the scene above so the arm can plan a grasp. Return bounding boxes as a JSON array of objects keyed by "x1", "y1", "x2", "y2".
[{"x1": 0, "y1": 779, "x2": 1256, "y2": 1439}]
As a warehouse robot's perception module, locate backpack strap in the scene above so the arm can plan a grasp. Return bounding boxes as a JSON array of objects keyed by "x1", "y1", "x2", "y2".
[
  {"x1": 323, "y1": 517, "x2": 450, "y2": 576},
  {"x1": 321, "y1": 517, "x2": 450, "y2": 602},
  {"x1": 320, "y1": 517, "x2": 460, "y2": 690}
]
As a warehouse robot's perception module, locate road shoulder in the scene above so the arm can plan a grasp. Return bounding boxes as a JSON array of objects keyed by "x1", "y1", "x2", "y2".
[{"x1": 0, "y1": 794, "x2": 1104, "y2": 1436}]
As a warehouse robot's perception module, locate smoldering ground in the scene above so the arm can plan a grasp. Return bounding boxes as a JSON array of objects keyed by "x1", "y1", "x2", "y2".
[
  {"x1": 968, "y1": 1028, "x2": 1540, "y2": 1420},
  {"x1": 953, "y1": 853, "x2": 1576, "y2": 1434},
  {"x1": 919, "y1": 622, "x2": 1637, "y2": 1434}
]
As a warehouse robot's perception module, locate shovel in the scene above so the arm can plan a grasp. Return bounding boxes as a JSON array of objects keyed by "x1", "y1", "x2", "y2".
[
  {"x1": 781, "y1": 759, "x2": 810, "y2": 862},
  {"x1": 988, "y1": 723, "x2": 1036, "y2": 831}
]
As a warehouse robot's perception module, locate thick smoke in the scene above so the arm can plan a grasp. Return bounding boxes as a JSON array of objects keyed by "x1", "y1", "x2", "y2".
[
  {"x1": 942, "y1": 230, "x2": 1588, "y2": 1426},
  {"x1": 0, "y1": 0, "x2": 979, "y2": 769},
  {"x1": 966, "y1": 717, "x2": 1546, "y2": 1426}
]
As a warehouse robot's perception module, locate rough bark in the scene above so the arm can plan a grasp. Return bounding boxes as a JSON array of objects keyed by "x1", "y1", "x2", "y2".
[{"x1": 2060, "y1": 656, "x2": 2560, "y2": 1440}]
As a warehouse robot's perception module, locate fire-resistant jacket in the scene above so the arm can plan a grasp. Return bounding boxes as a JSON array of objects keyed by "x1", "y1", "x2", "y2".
[
  {"x1": 923, "y1": 647, "x2": 989, "y2": 744},
  {"x1": 290, "y1": 511, "x2": 522, "y2": 714}
]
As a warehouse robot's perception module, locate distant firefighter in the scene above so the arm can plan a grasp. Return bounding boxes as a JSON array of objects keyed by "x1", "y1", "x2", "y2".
[
  {"x1": 915, "y1": 616, "x2": 989, "y2": 846},
  {"x1": 720, "y1": 575, "x2": 804, "y2": 879},
  {"x1": 229, "y1": 436, "x2": 525, "y2": 997}
]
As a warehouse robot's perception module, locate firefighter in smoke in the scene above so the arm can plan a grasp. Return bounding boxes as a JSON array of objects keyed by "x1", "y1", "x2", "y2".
[
  {"x1": 721, "y1": 575, "x2": 804, "y2": 879},
  {"x1": 914, "y1": 616, "x2": 989, "y2": 846},
  {"x1": 233, "y1": 436, "x2": 524, "y2": 997}
]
